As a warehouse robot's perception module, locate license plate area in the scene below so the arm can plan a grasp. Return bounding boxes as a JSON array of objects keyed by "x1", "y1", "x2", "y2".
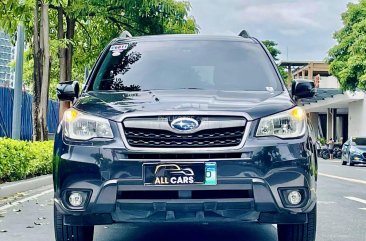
[{"x1": 143, "y1": 162, "x2": 217, "y2": 186}]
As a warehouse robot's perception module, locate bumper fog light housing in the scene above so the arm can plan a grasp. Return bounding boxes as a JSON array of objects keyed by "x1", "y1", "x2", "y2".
[
  {"x1": 287, "y1": 190, "x2": 302, "y2": 205},
  {"x1": 68, "y1": 192, "x2": 84, "y2": 207},
  {"x1": 279, "y1": 188, "x2": 307, "y2": 207}
]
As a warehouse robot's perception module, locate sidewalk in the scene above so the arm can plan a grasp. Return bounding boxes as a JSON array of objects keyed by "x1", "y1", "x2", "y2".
[{"x1": 0, "y1": 175, "x2": 52, "y2": 198}]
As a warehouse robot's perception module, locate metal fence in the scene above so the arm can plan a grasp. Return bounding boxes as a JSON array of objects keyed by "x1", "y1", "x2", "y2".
[{"x1": 0, "y1": 86, "x2": 59, "y2": 140}]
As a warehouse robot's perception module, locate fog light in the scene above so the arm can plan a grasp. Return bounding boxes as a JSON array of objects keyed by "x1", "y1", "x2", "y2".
[
  {"x1": 287, "y1": 191, "x2": 302, "y2": 205},
  {"x1": 68, "y1": 192, "x2": 84, "y2": 207}
]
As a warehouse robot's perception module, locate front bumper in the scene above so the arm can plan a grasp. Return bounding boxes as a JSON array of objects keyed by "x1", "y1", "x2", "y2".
[
  {"x1": 350, "y1": 155, "x2": 366, "y2": 164},
  {"x1": 55, "y1": 176, "x2": 311, "y2": 225},
  {"x1": 53, "y1": 126, "x2": 317, "y2": 225}
]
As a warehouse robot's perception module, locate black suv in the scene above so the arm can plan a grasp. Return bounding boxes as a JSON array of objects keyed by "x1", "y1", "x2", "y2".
[{"x1": 54, "y1": 33, "x2": 317, "y2": 241}]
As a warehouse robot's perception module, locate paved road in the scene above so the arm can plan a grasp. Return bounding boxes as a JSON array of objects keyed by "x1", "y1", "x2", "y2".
[{"x1": 0, "y1": 159, "x2": 365, "y2": 241}]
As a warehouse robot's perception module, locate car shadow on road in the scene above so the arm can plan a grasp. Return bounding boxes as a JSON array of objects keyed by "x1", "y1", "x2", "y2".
[{"x1": 94, "y1": 222, "x2": 278, "y2": 241}]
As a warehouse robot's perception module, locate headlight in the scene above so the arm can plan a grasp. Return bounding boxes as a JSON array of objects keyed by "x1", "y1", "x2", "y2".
[
  {"x1": 256, "y1": 107, "x2": 306, "y2": 138},
  {"x1": 63, "y1": 109, "x2": 113, "y2": 140}
]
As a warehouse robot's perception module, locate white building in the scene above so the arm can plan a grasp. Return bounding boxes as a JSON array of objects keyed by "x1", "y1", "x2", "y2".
[{"x1": 280, "y1": 61, "x2": 366, "y2": 143}]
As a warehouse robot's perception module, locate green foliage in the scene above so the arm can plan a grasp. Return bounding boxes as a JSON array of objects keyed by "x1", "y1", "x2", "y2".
[
  {"x1": 0, "y1": 0, "x2": 34, "y2": 42},
  {"x1": 328, "y1": 0, "x2": 366, "y2": 91},
  {"x1": 262, "y1": 40, "x2": 281, "y2": 61},
  {"x1": 278, "y1": 66, "x2": 289, "y2": 83},
  {"x1": 318, "y1": 137, "x2": 326, "y2": 145},
  {"x1": 262, "y1": 40, "x2": 288, "y2": 83},
  {"x1": 0, "y1": 138, "x2": 53, "y2": 182},
  {"x1": 0, "y1": 0, "x2": 198, "y2": 98}
]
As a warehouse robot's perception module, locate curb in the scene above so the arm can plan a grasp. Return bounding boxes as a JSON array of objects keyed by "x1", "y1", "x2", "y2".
[{"x1": 0, "y1": 175, "x2": 53, "y2": 198}]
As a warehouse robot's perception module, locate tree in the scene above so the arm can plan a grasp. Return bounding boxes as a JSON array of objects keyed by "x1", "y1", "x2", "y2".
[
  {"x1": 262, "y1": 40, "x2": 281, "y2": 61},
  {"x1": 0, "y1": 0, "x2": 51, "y2": 140},
  {"x1": 0, "y1": 0, "x2": 198, "y2": 141},
  {"x1": 328, "y1": 0, "x2": 366, "y2": 91},
  {"x1": 31, "y1": 1, "x2": 51, "y2": 141},
  {"x1": 51, "y1": 0, "x2": 198, "y2": 118},
  {"x1": 262, "y1": 40, "x2": 288, "y2": 83}
]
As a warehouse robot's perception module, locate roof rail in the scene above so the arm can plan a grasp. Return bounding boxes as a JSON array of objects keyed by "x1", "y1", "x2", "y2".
[
  {"x1": 238, "y1": 30, "x2": 250, "y2": 38},
  {"x1": 120, "y1": 30, "x2": 132, "y2": 38}
]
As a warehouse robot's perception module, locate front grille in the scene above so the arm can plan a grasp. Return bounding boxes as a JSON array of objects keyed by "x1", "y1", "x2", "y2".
[{"x1": 124, "y1": 127, "x2": 245, "y2": 148}]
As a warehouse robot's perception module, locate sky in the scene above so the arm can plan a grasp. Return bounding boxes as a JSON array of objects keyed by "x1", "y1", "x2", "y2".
[{"x1": 188, "y1": 0, "x2": 358, "y2": 61}]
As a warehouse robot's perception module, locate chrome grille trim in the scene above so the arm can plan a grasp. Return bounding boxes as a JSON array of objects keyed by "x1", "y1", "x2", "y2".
[
  {"x1": 118, "y1": 112, "x2": 252, "y2": 153},
  {"x1": 125, "y1": 127, "x2": 244, "y2": 147},
  {"x1": 123, "y1": 116, "x2": 246, "y2": 134}
]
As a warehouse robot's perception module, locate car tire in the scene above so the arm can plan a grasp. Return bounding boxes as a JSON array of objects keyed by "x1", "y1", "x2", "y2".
[
  {"x1": 341, "y1": 159, "x2": 347, "y2": 165},
  {"x1": 54, "y1": 205, "x2": 94, "y2": 241},
  {"x1": 277, "y1": 205, "x2": 316, "y2": 241},
  {"x1": 348, "y1": 156, "x2": 354, "y2": 166}
]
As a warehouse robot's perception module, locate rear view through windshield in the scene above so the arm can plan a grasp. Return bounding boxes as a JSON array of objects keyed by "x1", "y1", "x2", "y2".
[
  {"x1": 352, "y1": 138, "x2": 366, "y2": 146},
  {"x1": 91, "y1": 40, "x2": 282, "y2": 92}
]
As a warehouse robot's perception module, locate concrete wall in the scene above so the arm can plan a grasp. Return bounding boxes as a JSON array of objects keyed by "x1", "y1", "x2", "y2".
[
  {"x1": 348, "y1": 99, "x2": 366, "y2": 137},
  {"x1": 319, "y1": 76, "x2": 340, "y2": 89}
]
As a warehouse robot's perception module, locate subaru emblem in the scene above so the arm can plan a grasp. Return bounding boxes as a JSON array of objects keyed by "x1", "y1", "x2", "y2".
[{"x1": 171, "y1": 117, "x2": 199, "y2": 131}]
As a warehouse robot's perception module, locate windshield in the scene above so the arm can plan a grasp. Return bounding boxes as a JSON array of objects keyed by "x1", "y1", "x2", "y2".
[
  {"x1": 90, "y1": 40, "x2": 282, "y2": 92},
  {"x1": 352, "y1": 137, "x2": 366, "y2": 146}
]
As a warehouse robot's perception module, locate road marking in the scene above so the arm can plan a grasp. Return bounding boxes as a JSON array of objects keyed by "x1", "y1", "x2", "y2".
[
  {"x1": 326, "y1": 164, "x2": 340, "y2": 168},
  {"x1": 344, "y1": 196, "x2": 366, "y2": 205},
  {"x1": 319, "y1": 173, "x2": 366, "y2": 185},
  {"x1": 0, "y1": 189, "x2": 53, "y2": 211},
  {"x1": 318, "y1": 201, "x2": 336, "y2": 204},
  {"x1": 359, "y1": 208, "x2": 366, "y2": 211}
]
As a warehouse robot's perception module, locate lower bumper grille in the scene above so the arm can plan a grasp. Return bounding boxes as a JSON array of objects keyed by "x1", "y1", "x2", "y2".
[{"x1": 118, "y1": 190, "x2": 253, "y2": 200}]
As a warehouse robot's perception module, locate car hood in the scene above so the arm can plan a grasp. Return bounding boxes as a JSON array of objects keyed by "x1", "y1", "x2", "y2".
[
  {"x1": 74, "y1": 90, "x2": 295, "y2": 121},
  {"x1": 353, "y1": 146, "x2": 366, "y2": 152}
]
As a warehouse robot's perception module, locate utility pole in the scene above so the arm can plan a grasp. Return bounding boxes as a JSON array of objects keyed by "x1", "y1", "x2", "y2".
[{"x1": 12, "y1": 0, "x2": 25, "y2": 140}]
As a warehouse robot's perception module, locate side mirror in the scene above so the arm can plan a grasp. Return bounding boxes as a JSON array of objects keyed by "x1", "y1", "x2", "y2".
[
  {"x1": 56, "y1": 81, "x2": 80, "y2": 101},
  {"x1": 291, "y1": 79, "x2": 315, "y2": 99}
]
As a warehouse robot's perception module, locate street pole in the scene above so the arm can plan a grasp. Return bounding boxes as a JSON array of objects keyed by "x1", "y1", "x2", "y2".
[{"x1": 12, "y1": 1, "x2": 25, "y2": 140}]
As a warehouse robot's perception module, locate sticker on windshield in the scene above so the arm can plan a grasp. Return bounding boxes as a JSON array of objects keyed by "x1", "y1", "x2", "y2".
[
  {"x1": 112, "y1": 51, "x2": 121, "y2": 57},
  {"x1": 266, "y1": 87, "x2": 274, "y2": 92},
  {"x1": 110, "y1": 44, "x2": 129, "y2": 52}
]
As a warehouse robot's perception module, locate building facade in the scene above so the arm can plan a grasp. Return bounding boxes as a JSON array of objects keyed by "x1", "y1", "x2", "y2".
[
  {"x1": 0, "y1": 31, "x2": 15, "y2": 87},
  {"x1": 280, "y1": 61, "x2": 366, "y2": 144}
]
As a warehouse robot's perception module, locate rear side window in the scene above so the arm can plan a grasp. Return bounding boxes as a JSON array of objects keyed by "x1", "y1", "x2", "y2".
[{"x1": 90, "y1": 40, "x2": 282, "y2": 92}]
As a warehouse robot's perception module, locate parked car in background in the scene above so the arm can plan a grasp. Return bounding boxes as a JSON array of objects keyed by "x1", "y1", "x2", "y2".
[{"x1": 342, "y1": 137, "x2": 366, "y2": 166}]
